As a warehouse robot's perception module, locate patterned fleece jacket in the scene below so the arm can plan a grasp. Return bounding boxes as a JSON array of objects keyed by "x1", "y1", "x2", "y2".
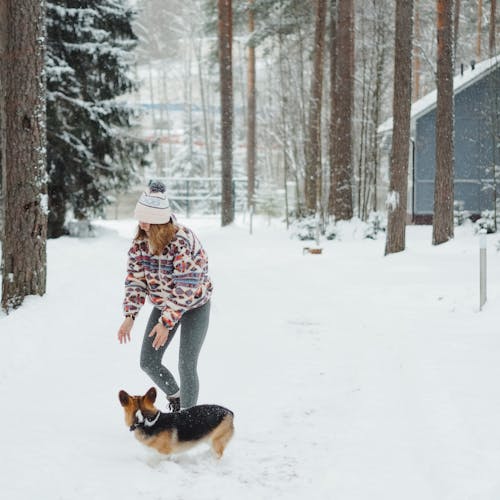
[{"x1": 123, "y1": 224, "x2": 213, "y2": 329}]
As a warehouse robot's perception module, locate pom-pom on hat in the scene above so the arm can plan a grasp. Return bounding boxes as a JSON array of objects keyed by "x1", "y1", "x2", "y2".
[{"x1": 134, "y1": 180, "x2": 172, "y2": 224}]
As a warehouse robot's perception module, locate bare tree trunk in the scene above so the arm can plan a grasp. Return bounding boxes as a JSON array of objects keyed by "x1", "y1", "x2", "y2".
[
  {"x1": 328, "y1": 0, "x2": 338, "y2": 217},
  {"x1": 357, "y1": 6, "x2": 368, "y2": 219},
  {"x1": 433, "y1": 0, "x2": 454, "y2": 245},
  {"x1": 453, "y1": 0, "x2": 460, "y2": 64},
  {"x1": 194, "y1": 40, "x2": 213, "y2": 178},
  {"x1": 148, "y1": 62, "x2": 156, "y2": 133},
  {"x1": 161, "y1": 66, "x2": 172, "y2": 174},
  {"x1": 1, "y1": 0, "x2": 48, "y2": 312},
  {"x1": 247, "y1": 0, "x2": 256, "y2": 211},
  {"x1": 184, "y1": 39, "x2": 194, "y2": 168},
  {"x1": 477, "y1": 0, "x2": 483, "y2": 60},
  {"x1": 331, "y1": 0, "x2": 354, "y2": 220},
  {"x1": 385, "y1": 0, "x2": 414, "y2": 255},
  {"x1": 413, "y1": 1, "x2": 421, "y2": 101},
  {"x1": 305, "y1": 0, "x2": 327, "y2": 215},
  {"x1": 0, "y1": 0, "x2": 5, "y2": 243},
  {"x1": 490, "y1": 0, "x2": 497, "y2": 57},
  {"x1": 369, "y1": 0, "x2": 389, "y2": 213},
  {"x1": 218, "y1": 0, "x2": 234, "y2": 226}
]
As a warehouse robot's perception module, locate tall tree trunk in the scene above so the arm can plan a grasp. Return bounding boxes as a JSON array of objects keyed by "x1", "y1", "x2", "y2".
[
  {"x1": 433, "y1": 0, "x2": 454, "y2": 245},
  {"x1": 413, "y1": 1, "x2": 421, "y2": 101},
  {"x1": 217, "y1": 0, "x2": 234, "y2": 226},
  {"x1": 247, "y1": 0, "x2": 256, "y2": 211},
  {"x1": 0, "y1": 0, "x2": 5, "y2": 242},
  {"x1": 184, "y1": 39, "x2": 193, "y2": 170},
  {"x1": 331, "y1": 0, "x2": 354, "y2": 221},
  {"x1": 477, "y1": 0, "x2": 483, "y2": 60},
  {"x1": 369, "y1": 0, "x2": 388, "y2": 213},
  {"x1": 305, "y1": 0, "x2": 327, "y2": 215},
  {"x1": 1, "y1": 0, "x2": 48, "y2": 312},
  {"x1": 278, "y1": 32, "x2": 290, "y2": 227},
  {"x1": 453, "y1": 0, "x2": 460, "y2": 64},
  {"x1": 385, "y1": 0, "x2": 414, "y2": 255},
  {"x1": 328, "y1": 0, "x2": 338, "y2": 216},
  {"x1": 357, "y1": 5, "x2": 368, "y2": 219},
  {"x1": 162, "y1": 66, "x2": 172, "y2": 174},
  {"x1": 195, "y1": 41, "x2": 213, "y2": 178},
  {"x1": 490, "y1": 0, "x2": 497, "y2": 57}
]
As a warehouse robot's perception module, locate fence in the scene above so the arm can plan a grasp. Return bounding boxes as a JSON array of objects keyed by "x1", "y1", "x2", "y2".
[{"x1": 158, "y1": 177, "x2": 249, "y2": 217}]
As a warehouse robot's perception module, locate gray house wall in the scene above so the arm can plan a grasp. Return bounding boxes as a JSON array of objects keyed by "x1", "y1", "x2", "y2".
[{"x1": 413, "y1": 66, "x2": 500, "y2": 222}]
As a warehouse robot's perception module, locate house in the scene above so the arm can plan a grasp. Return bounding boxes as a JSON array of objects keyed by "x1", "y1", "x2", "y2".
[{"x1": 378, "y1": 55, "x2": 500, "y2": 223}]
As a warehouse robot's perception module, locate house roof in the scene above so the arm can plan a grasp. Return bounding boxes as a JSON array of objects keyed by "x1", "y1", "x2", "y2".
[{"x1": 378, "y1": 53, "x2": 500, "y2": 135}]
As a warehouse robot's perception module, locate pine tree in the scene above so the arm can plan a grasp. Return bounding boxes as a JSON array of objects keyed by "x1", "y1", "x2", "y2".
[
  {"x1": 385, "y1": 0, "x2": 414, "y2": 255},
  {"x1": 432, "y1": 0, "x2": 454, "y2": 245},
  {"x1": 304, "y1": 0, "x2": 327, "y2": 215},
  {"x1": 331, "y1": 0, "x2": 354, "y2": 221},
  {"x1": 46, "y1": 1, "x2": 148, "y2": 238},
  {"x1": 247, "y1": 0, "x2": 256, "y2": 212},
  {"x1": 1, "y1": 0, "x2": 48, "y2": 311},
  {"x1": 218, "y1": 0, "x2": 234, "y2": 226}
]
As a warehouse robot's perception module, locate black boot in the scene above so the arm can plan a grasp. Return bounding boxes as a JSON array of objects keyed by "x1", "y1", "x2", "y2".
[{"x1": 167, "y1": 396, "x2": 180, "y2": 412}]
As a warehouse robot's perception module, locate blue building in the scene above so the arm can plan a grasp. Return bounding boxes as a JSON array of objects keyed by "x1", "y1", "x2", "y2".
[{"x1": 379, "y1": 55, "x2": 500, "y2": 223}]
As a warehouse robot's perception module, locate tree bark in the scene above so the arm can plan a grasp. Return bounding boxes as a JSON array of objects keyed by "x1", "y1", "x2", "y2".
[
  {"x1": 247, "y1": 0, "x2": 256, "y2": 211},
  {"x1": 0, "y1": 0, "x2": 6, "y2": 240},
  {"x1": 432, "y1": 0, "x2": 454, "y2": 245},
  {"x1": 385, "y1": 0, "x2": 414, "y2": 255},
  {"x1": 369, "y1": 0, "x2": 389, "y2": 214},
  {"x1": 328, "y1": 0, "x2": 338, "y2": 216},
  {"x1": 477, "y1": 0, "x2": 483, "y2": 60},
  {"x1": 331, "y1": 0, "x2": 354, "y2": 221},
  {"x1": 413, "y1": 2, "x2": 421, "y2": 102},
  {"x1": 304, "y1": 0, "x2": 327, "y2": 215},
  {"x1": 217, "y1": 0, "x2": 234, "y2": 226},
  {"x1": 490, "y1": 0, "x2": 497, "y2": 57},
  {"x1": 453, "y1": 0, "x2": 460, "y2": 64},
  {"x1": 1, "y1": 0, "x2": 48, "y2": 311}
]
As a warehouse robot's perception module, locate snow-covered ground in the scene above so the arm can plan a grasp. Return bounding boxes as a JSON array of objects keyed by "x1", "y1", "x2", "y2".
[{"x1": 1, "y1": 216, "x2": 500, "y2": 500}]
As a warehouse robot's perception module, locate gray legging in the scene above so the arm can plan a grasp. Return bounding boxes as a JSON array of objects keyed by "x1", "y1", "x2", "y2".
[{"x1": 140, "y1": 300, "x2": 210, "y2": 409}]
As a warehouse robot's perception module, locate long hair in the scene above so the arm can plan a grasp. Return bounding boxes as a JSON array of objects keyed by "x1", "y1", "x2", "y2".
[{"x1": 135, "y1": 222, "x2": 178, "y2": 255}]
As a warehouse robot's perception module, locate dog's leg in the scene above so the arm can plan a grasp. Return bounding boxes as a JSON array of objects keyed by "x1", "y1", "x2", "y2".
[
  {"x1": 210, "y1": 414, "x2": 234, "y2": 458},
  {"x1": 146, "y1": 431, "x2": 174, "y2": 456}
]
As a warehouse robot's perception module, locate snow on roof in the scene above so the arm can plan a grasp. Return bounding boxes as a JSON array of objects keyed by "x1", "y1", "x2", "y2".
[{"x1": 378, "y1": 53, "x2": 500, "y2": 135}]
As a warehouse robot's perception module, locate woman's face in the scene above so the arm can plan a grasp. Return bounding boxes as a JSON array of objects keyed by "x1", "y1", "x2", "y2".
[{"x1": 139, "y1": 221, "x2": 151, "y2": 233}]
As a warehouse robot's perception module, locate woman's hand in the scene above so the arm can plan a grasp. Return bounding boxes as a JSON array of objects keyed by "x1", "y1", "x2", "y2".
[
  {"x1": 118, "y1": 317, "x2": 134, "y2": 344},
  {"x1": 149, "y1": 322, "x2": 170, "y2": 350}
]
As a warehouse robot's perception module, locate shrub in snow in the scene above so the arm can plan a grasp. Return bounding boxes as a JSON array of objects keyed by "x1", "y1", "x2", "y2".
[
  {"x1": 290, "y1": 216, "x2": 318, "y2": 241},
  {"x1": 364, "y1": 211, "x2": 387, "y2": 239},
  {"x1": 454, "y1": 201, "x2": 471, "y2": 226},
  {"x1": 324, "y1": 221, "x2": 338, "y2": 240},
  {"x1": 474, "y1": 210, "x2": 496, "y2": 234}
]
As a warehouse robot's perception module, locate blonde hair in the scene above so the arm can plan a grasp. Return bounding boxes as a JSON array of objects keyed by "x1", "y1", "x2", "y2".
[{"x1": 135, "y1": 222, "x2": 178, "y2": 255}]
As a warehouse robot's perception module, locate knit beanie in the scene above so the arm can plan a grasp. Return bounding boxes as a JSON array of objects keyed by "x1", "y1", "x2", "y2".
[{"x1": 134, "y1": 180, "x2": 172, "y2": 224}]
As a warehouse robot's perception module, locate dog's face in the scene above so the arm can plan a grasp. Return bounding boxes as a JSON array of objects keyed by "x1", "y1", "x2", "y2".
[{"x1": 119, "y1": 387, "x2": 159, "y2": 430}]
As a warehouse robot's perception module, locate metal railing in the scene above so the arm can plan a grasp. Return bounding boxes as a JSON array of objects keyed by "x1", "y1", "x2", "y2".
[{"x1": 157, "y1": 177, "x2": 248, "y2": 217}]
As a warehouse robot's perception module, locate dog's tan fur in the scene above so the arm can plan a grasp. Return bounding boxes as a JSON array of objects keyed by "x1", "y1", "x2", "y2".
[{"x1": 119, "y1": 388, "x2": 234, "y2": 458}]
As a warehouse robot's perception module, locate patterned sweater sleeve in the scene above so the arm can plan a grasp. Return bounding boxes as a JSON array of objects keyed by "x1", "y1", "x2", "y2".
[
  {"x1": 123, "y1": 242, "x2": 147, "y2": 318},
  {"x1": 159, "y1": 233, "x2": 209, "y2": 329}
]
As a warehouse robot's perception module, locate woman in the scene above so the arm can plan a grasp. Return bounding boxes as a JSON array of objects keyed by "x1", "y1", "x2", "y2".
[{"x1": 117, "y1": 180, "x2": 213, "y2": 412}]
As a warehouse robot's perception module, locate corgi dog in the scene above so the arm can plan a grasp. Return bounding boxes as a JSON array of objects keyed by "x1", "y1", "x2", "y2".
[{"x1": 118, "y1": 387, "x2": 234, "y2": 458}]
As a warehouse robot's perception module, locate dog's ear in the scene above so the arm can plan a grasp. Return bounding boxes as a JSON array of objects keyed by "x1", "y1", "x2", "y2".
[
  {"x1": 145, "y1": 387, "x2": 157, "y2": 403},
  {"x1": 119, "y1": 390, "x2": 130, "y2": 407}
]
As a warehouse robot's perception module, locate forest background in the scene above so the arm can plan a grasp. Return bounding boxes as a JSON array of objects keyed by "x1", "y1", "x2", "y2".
[{"x1": 0, "y1": 0, "x2": 498, "y2": 310}]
